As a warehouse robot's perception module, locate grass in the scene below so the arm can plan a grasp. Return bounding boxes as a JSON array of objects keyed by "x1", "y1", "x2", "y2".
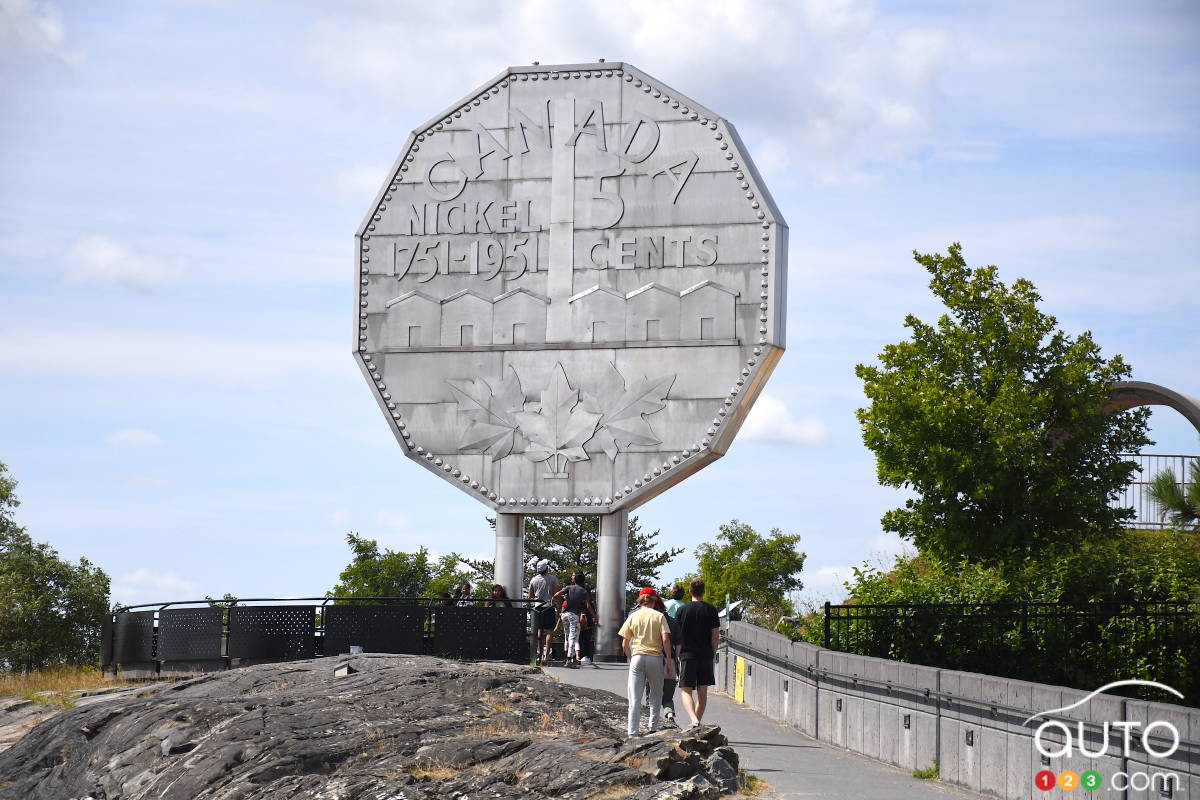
[
  {"x1": 738, "y1": 769, "x2": 770, "y2": 796},
  {"x1": 0, "y1": 666, "x2": 138, "y2": 709},
  {"x1": 587, "y1": 783, "x2": 648, "y2": 799},
  {"x1": 467, "y1": 709, "x2": 563, "y2": 740},
  {"x1": 479, "y1": 694, "x2": 515, "y2": 717},
  {"x1": 912, "y1": 760, "x2": 940, "y2": 780},
  {"x1": 404, "y1": 762, "x2": 461, "y2": 781}
]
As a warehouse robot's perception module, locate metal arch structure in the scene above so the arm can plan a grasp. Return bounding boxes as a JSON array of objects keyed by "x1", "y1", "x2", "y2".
[
  {"x1": 1107, "y1": 380, "x2": 1200, "y2": 436},
  {"x1": 352, "y1": 62, "x2": 788, "y2": 658}
]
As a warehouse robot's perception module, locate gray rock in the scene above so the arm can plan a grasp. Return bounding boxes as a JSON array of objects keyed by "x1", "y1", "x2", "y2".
[
  {"x1": 703, "y1": 754, "x2": 739, "y2": 793},
  {"x1": 0, "y1": 655, "x2": 740, "y2": 799}
]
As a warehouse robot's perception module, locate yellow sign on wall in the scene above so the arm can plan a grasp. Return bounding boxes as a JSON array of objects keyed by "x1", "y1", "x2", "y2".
[{"x1": 733, "y1": 656, "x2": 745, "y2": 703}]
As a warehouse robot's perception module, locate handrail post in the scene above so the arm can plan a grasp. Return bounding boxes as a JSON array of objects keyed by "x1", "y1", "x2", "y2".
[{"x1": 823, "y1": 601, "x2": 831, "y2": 649}]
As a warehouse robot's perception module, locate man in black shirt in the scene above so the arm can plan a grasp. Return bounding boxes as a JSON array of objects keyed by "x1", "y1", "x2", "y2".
[{"x1": 674, "y1": 578, "x2": 721, "y2": 727}]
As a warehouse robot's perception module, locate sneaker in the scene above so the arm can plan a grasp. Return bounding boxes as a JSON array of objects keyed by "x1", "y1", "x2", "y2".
[
  {"x1": 664, "y1": 710, "x2": 676, "y2": 726},
  {"x1": 580, "y1": 656, "x2": 591, "y2": 665}
]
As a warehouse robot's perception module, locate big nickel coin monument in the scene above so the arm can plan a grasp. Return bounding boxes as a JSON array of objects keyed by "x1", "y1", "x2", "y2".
[{"x1": 354, "y1": 62, "x2": 787, "y2": 657}]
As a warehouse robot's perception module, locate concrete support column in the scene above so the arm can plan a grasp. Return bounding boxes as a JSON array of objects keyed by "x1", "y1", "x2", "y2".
[
  {"x1": 494, "y1": 514, "x2": 525, "y2": 601},
  {"x1": 595, "y1": 509, "x2": 629, "y2": 661}
]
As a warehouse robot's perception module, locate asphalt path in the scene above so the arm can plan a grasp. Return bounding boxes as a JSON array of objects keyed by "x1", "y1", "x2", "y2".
[{"x1": 544, "y1": 660, "x2": 984, "y2": 800}]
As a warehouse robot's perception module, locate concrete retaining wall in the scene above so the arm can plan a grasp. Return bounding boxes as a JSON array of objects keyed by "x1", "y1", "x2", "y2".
[{"x1": 722, "y1": 621, "x2": 1199, "y2": 799}]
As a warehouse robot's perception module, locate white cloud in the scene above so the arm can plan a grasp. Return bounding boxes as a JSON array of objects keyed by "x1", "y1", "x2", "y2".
[
  {"x1": 64, "y1": 236, "x2": 182, "y2": 289},
  {"x1": 111, "y1": 568, "x2": 198, "y2": 606},
  {"x1": 798, "y1": 565, "x2": 855, "y2": 602},
  {"x1": 334, "y1": 164, "x2": 390, "y2": 203},
  {"x1": 374, "y1": 510, "x2": 409, "y2": 530},
  {"x1": 125, "y1": 476, "x2": 170, "y2": 489},
  {"x1": 105, "y1": 428, "x2": 165, "y2": 447},
  {"x1": 0, "y1": 0, "x2": 72, "y2": 63},
  {"x1": 741, "y1": 394, "x2": 830, "y2": 446},
  {"x1": 299, "y1": 0, "x2": 951, "y2": 181},
  {"x1": 867, "y1": 532, "x2": 912, "y2": 563},
  {"x1": 0, "y1": 327, "x2": 346, "y2": 385}
]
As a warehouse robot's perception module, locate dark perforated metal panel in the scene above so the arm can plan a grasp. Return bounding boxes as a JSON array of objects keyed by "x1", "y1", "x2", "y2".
[
  {"x1": 158, "y1": 607, "x2": 224, "y2": 661},
  {"x1": 113, "y1": 611, "x2": 156, "y2": 664},
  {"x1": 433, "y1": 606, "x2": 529, "y2": 663},
  {"x1": 100, "y1": 615, "x2": 114, "y2": 667},
  {"x1": 323, "y1": 604, "x2": 426, "y2": 656},
  {"x1": 228, "y1": 605, "x2": 315, "y2": 661}
]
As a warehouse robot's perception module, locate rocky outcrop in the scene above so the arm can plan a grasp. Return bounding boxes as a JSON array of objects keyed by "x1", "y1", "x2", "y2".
[
  {"x1": 0, "y1": 686, "x2": 143, "y2": 755},
  {"x1": 0, "y1": 655, "x2": 740, "y2": 799}
]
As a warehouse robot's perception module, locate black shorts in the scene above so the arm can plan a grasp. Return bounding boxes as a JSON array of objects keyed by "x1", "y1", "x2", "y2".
[
  {"x1": 678, "y1": 656, "x2": 715, "y2": 688},
  {"x1": 536, "y1": 606, "x2": 557, "y2": 631}
]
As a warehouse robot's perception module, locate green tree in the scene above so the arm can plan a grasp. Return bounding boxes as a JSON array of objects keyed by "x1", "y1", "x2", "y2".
[
  {"x1": 1147, "y1": 457, "x2": 1200, "y2": 531},
  {"x1": 329, "y1": 533, "x2": 473, "y2": 601},
  {"x1": 0, "y1": 462, "x2": 111, "y2": 671},
  {"x1": 855, "y1": 244, "x2": 1150, "y2": 563},
  {"x1": 693, "y1": 520, "x2": 806, "y2": 622},
  {"x1": 461, "y1": 516, "x2": 684, "y2": 600}
]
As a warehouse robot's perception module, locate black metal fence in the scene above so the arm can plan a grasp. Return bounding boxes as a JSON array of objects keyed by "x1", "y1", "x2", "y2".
[
  {"x1": 103, "y1": 597, "x2": 537, "y2": 675},
  {"x1": 1113, "y1": 452, "x2": 1197, "y2": 529},
  {"x1": 822, "y1": 600, "x2": 1200, "y2": 701}
]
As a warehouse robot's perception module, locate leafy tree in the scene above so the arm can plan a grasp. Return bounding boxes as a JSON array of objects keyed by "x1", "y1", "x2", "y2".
[
  {"x1": 0, "y1": 462, "x2": 111, "y2": 671},
  {"x1": 1147, "y1": 457, "x2": 1200, "y2": 531},
  {"x1": 329, "y1": 533, "x2": 473, "y2": 601},
  {"x1": 841, "y1": 530, "x2": 1200, "y2": 608},
  {"x1": 842, "y1": 554, "x2": 1010, "y2": 607},
  {"x1": 462, "y1": 516, "x2": 684, "y2": 600},
  {"x1": 829, "y1": 533, "x2": 1200, "y2": 698},
  {"x1": 693, "y1": 520, "x2": 806, "y2": 622},
  {"x1": 855, "y1": 244, "x2": 1151, "y2": 563}
]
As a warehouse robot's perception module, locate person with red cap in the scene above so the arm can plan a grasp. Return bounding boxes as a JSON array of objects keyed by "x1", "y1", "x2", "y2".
[
  {"x1": 617, "y1": 587, "x2": 675, "y2": 738},
  {"x1": 643, "y1": 590, "x2": 682, "y2": 726}
]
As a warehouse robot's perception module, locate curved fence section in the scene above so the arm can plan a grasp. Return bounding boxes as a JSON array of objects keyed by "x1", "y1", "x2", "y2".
[
  {"x1": 821, "y1": 600, "x2": 1200, "y2": 701},
  {"x1": 102, "y1": 597, "x2": 537, "y2": 677}
]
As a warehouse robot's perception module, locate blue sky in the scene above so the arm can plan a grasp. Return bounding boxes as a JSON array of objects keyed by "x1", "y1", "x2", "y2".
[{"x1": 2, "y1": 0, "x2": 1197, "y2": 607}]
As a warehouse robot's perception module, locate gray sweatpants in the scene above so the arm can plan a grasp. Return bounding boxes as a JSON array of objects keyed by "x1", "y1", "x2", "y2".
[{"x1": 626, "y1": 654, "x2": 664, "y2": 737}]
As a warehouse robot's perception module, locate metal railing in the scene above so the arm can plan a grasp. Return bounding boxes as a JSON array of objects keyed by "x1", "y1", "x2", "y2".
[
  {"x1": 1114, "y1": 452, "x2": 1197, "y2": 529},
  {"x1": 103, "y1": 596, "x2": 539, "y2": 674},
  {"x1": 821, "y1": 600, "x2": 1199, "y2": 701},
  {"x1": 724, "y1": 630, "x2": 1200, "y2": 748}
]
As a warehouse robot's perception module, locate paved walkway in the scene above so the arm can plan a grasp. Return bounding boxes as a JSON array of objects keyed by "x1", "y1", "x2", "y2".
[{"x1": 544, "y1": 661, "x2": 981, "y2": 800}]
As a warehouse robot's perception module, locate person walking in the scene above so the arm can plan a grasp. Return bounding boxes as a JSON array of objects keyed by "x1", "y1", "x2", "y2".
[
  {"x1": 643, "y1": 591, "x2": 682, "y2": 726},
  {"x1": 552, "y1": 571, "x2": 595, "y2": 668},
  {"x1": 675, "y1": 578, "x2": 721, "y2": 728},
  {"x1": 527, "y1": 559, "x2": 560, "y2": 665},
  {"x1": 664, "y1": 584, "x2": 686, "y2": 618},
  {"x1": 618, "y1": 588, "x2": 674, "y2": 738},
  {"x1": 578, "y1": 601, "x2": 598, "y2": 667}
]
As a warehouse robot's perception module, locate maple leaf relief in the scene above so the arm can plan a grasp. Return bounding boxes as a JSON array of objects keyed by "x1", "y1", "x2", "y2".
[
  {"x1": 514, "y1": 364, "x2": 601, "y2": 477},
  {"x1": 446, "y1": 361, "x2": 674, "y2": 476},
  {"x1": 446, "y1": 366, "x2": 527, "y2": 461},
  {"x1": 583, "y1": 362, "x2": 676, "y2": 462}
]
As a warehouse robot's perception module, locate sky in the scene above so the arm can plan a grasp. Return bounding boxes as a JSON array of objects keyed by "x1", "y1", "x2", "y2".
[{"x1": 1, "y1": 0, "x2": 1197, "y2": 608}]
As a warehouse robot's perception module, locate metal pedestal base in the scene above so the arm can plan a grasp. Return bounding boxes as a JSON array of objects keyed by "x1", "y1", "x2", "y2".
[
  {"x1": 494, "y1": 514, "x2": 525, "y2": 600},
  {"x1": 594, "y1": 509, "x2": 629, "y2": 660}
]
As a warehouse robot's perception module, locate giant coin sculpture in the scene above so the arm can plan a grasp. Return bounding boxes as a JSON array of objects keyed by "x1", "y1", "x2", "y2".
[{"x1": 354, "y1": 62, "x2": 786, "y2": 656}]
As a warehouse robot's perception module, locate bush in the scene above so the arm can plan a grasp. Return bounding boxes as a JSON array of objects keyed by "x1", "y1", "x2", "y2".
[{"x1": 813, "y1": 530, "x2": 1200, "y2": 700}]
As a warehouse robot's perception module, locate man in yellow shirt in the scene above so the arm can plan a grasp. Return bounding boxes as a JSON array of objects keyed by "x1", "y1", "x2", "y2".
[{"x1": 618, "y1": 588, "x2": 675, "y2": 738}]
